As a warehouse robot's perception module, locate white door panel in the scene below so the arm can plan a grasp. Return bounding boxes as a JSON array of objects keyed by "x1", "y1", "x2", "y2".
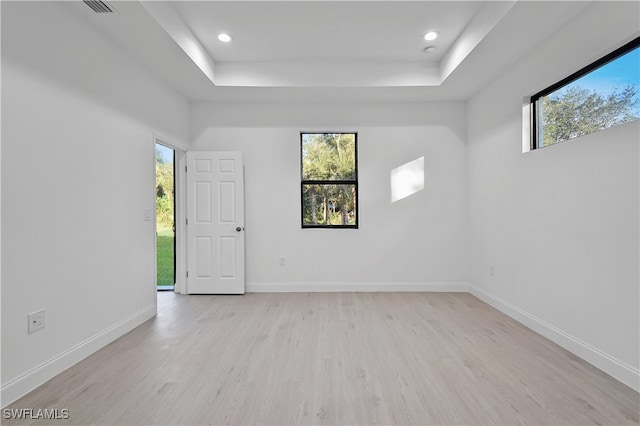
[{"x1": 187, "y1": 151, "x2": 245, "y2": 294}]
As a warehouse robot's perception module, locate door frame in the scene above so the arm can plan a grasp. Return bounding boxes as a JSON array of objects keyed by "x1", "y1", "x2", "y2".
[{"x1": 153, "y1": 134, "x2": 187, "y2": 294}]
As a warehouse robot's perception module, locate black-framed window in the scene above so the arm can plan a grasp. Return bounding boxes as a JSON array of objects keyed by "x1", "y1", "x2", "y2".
[
  {"x1": 301, "y1": 132, "x2": 358, "y2": 228},
  {"x1": 531, "y1": 37, "x2": 639, "y2": 149}
]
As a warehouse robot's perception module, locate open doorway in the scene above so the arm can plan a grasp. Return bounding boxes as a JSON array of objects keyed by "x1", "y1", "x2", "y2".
[{"x1": 156, "y1": 143, "x2": 175, "y2": 291}]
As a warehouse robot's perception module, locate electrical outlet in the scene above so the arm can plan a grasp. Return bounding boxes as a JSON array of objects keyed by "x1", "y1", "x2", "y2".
[
  {"x1": 279, "y1": 256, "x2": 286, "y2": 266},
  {"x1": 489, "y1": 265, "x2": 495, "y2": 276},
  {"x1": 28, "y1": 310, "x2": 45, "y2": 333}
]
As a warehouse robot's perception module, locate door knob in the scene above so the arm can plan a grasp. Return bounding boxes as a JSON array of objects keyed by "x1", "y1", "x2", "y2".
[{"x1": 236, "y1": 227, "x2": 243, "y2": 232}]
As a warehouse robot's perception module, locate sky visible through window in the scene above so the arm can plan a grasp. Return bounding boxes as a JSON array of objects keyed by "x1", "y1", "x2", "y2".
[{"x1": 554, "y1": 46, "x2": 639, "y2": 116}]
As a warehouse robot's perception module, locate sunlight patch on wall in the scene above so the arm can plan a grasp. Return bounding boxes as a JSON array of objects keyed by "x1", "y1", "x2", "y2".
[{"x1": 390, "y1": 157, "x2": 424, "y2": 203}]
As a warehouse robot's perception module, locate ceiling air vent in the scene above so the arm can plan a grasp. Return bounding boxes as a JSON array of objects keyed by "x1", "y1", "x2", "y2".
[{"x1": 83, "y1": 0, "x2": 115, "y2": 14}]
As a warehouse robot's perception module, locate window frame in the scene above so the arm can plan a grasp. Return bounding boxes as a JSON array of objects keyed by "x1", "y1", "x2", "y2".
[
  {"x1": 530, "y1": 36, "x2": 640, "y2": 150},
  {"x1": 300, "y1": 132, "x2": 359, "y2": 229}
]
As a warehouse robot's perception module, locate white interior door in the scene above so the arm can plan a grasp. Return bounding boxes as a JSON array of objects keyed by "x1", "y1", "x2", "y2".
[{"x1": 186, "y1": 151, "x2": 245, "y2": 294}]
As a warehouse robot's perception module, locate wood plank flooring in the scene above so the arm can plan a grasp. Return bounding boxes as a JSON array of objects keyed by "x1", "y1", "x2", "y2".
[{"x1": 4, "y1": 292, "x2": 639, "y2": 425}]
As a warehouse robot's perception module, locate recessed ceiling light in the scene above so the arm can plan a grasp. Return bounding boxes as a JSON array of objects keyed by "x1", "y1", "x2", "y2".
[
  {"x1": 218, "y1": 33, "x2": 232, "y2": 43},
  {"x1": 424, "y1": 32, "x2": 438, "y2": 41}
]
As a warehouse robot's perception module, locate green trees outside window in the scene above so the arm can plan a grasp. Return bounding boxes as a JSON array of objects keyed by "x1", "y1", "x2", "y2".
[
  {"x1": 301, "y1": 133, "x2": 358, "y2": 228},
  {"x1": 538, "y1": 85, "x2": 637, "y2": 147}
]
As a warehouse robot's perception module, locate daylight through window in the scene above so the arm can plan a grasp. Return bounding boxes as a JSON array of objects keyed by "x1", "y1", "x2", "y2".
[
  {"x1": 531, "y1": 37, "x2": 639, "y2": 149},
  {"x1": 301, "y1": 132, "x2": 358, "y2": 228}
]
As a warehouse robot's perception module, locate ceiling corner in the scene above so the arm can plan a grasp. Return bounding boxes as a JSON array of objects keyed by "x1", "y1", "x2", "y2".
[{"x1": 140, "y1": 1, "x2": 217, "y2": 85}]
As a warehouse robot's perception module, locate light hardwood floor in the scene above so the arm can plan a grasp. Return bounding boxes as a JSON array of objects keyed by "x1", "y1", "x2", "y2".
[{"x1": 4, "y1": 292, "x2": 639, "y2": 425}]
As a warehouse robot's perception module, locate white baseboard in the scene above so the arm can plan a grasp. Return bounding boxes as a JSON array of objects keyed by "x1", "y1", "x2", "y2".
[
  {"x1": 468, "y1": 284, "x2": 640, "y2": 392},
  {"x1": 1, "y1": 305, "x2": 156, "y2": 408},
  {"x1": 246, "y1": 281, "x2": 469, "y2": 293}
]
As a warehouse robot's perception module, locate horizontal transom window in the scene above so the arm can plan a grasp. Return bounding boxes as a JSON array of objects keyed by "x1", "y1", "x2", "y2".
[{"x1": 531, "y1": 37, "x2": 639, "y2": 149}]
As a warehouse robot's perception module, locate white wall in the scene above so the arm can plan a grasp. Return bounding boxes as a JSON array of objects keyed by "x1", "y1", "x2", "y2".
[
  {"x1": 1, "y1": 2, "x2": 190, "y2": 405},
  {"x1": 467, "y1": 2, "x2": 639, "y2": 390},
  {"x1": 191, "y1": 102, "x2": 469, "y2": 291}
]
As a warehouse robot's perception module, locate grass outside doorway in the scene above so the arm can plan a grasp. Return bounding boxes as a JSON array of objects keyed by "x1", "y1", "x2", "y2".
[{"x1": 157, "y1": 227, "x2": 174, "y2": 287}]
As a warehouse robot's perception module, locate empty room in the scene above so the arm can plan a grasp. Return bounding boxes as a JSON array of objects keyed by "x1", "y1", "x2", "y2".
[{"x1": 1, "y1": 1, "x2": 639, "y2": 425}]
